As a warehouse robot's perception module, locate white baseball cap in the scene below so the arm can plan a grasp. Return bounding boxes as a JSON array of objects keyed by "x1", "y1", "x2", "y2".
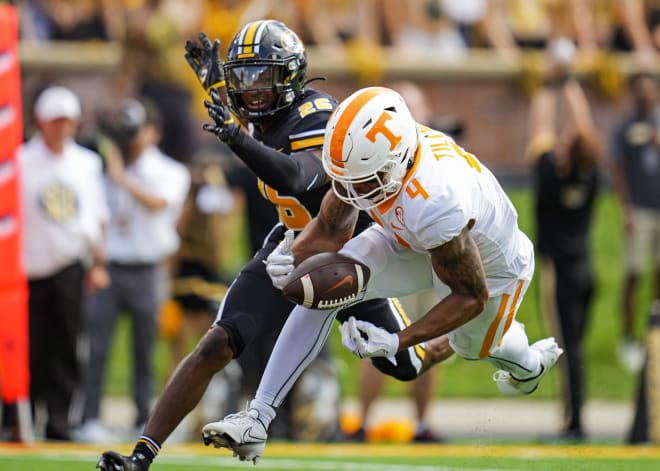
[{"x1": 34, "y1": 86, "x2": 81, "y2": 121}]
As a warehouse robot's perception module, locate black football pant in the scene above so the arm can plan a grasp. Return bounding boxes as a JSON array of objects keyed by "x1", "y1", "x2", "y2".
[
  {"x1": 28, "y1": 262, "x2": 84, "y2": 440},
  {"x1": 551, "y1": 253, "x2": 594, "y2": 434}
]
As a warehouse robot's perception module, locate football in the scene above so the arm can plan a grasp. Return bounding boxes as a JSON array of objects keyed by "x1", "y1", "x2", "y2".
[{"x1": 282, "y1": 252, "x2": 370, "y2": 309}]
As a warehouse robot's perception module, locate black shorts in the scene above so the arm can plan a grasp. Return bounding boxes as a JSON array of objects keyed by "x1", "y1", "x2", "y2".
[{"x1": 215, "y1": 224, "x2": 424, "y2": 381}]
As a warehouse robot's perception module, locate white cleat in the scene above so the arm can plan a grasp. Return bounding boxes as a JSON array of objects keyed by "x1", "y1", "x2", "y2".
[
  {"x1": 493, "y1": 337, "x2": 563, "y2": 395},
  {"x1": 202, "y1": 409, "x2": 267, "y2": 464}
]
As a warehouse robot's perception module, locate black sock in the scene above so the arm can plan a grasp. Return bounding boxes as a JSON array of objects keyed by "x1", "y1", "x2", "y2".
[{"x1": 132, "y1": 435, "x2": 161, "y2": 465}]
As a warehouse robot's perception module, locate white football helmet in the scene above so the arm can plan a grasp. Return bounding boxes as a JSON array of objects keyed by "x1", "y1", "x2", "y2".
[{"x1": 322, "y1": 87, "x2": 418, "y2": 210}]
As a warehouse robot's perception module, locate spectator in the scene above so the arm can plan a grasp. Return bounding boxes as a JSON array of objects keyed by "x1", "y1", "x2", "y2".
[
  {"x1": 437, "y1": 0, "x2": 489, "y2": 47},
  {"x1": 611, "y1": 72, "x2": 660, "y2": 373},
  {"x1": 77, "y1": 97, "x2": 190, "y2": 443},
  {"x1": 290, "y1": 0, "x2": 381, "y2": 50},
  {"x1": 120, "y1": 0, "x2": 204, "y2": 162},
  {"x1": 527, "y1": 50, "x2": 602, "y2": 441},
  {"x1": 290, "y1": 0, "x2": 386, "y2": 82},
  {"x1": 18, "y1": 0, "x2": 125, "y2": 41},
  {"x1": 617, "y1": 0, "x2": 660, "y2": 70},
  {"x1": 18, "y1": 85, "x2": 110, "y2": 441},
  {"x1": 381, "y1": 0, "x2": 484, "y2": 59},
  {"x1": 483, "y1": 0, "x2": 600, "y2": 63},
  {"x1": 199, "y1": 0, "x2": 280, "y2": 49}
]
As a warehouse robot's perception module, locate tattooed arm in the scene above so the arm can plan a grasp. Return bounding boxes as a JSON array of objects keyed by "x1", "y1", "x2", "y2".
[
  {"x1": 291, "y1": 189, "x2": 359, "y2": 262},
  {"x1": 396, "y1": 222, "x2": 489, "y2": 350}
]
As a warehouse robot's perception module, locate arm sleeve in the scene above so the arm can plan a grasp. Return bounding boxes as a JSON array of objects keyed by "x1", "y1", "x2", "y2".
[{"x1": 228, "y1": 129, "x2": 327, "y2": 195}]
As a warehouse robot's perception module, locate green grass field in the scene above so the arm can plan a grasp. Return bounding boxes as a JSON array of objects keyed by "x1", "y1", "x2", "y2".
[
  {"x1": 2, "y1": 443, "x2": 660, "y2": 471},
  {"x1": 105, "y1": 187, "x2": 655, "y2": 402}
]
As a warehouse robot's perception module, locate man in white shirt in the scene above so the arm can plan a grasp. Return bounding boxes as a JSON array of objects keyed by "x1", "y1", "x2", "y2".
[
  {"x1": 202, "y1": 87, "x2": 563, "y2": 463},
  {"x1": 79, "y1": 97, "x2": 190, "y2": 443},
  {"x1": 18, "y1": 85, "x2": 109, "y2": 441}
]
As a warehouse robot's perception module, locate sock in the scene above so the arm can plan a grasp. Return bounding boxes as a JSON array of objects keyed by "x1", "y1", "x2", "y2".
[
  {"x1": 132, "y1": 435, "x2": 161, "y2": 468},
  {"x1": 249, "y1": 398, "x2": 276, "y2": 430},
  {"x1": 488, "y1": 321, "x2": 541, "y2": 379}
]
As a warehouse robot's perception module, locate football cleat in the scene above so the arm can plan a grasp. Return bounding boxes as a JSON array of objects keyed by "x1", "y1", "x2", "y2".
[
  {"x1": 96, "y1": 451, "x2": 149, "y2": 471},
  {"x1": 493, "y1": 337, "x2": 563, "y2": 395},
  {"x1": 202, "y1": 409, "x2": 268, "y2": 464}
]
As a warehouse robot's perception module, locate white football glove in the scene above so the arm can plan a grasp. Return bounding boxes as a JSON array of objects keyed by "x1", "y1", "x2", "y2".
[
  {"x1": 265, "y1": 229, "x2": 295, "y2": 290},
  {"x1": 339, "y1": 316, "x2": 399, "y2": 365}
]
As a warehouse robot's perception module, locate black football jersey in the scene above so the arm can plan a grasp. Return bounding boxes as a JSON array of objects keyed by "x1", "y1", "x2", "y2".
[{"x1": 252, "y1": 88, "x2": 372, "y2": 234}]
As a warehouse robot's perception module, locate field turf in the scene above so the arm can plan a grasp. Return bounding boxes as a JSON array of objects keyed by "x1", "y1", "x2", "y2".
[{"x1": 1, "y1": 442, "x2": 659, "y2": 471}]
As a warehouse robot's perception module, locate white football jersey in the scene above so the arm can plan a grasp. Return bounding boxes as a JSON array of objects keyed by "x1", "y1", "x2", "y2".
[{"x1": 364, "y1": 125, "x2": 534, "y2": 295}]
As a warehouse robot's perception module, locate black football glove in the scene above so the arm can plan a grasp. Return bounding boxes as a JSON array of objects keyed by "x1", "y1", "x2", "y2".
[
  {"x1": 96, "y1": 451, "x2": 150, "y2": 471},
  {"x1": 203, "y1": 88, "x2": 241, "y2": 144},
  {"x1": 184, "y1": 32, "x2": 225, "y2": 92}
]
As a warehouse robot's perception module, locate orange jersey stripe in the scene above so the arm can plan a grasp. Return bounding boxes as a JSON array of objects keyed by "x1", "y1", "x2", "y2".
[
  {"x1": 497, "y1": 280, "x2": 525, "y2": 348},
  {"x1": 479, "y1": 293, "x2": 510, "y2": 359}
]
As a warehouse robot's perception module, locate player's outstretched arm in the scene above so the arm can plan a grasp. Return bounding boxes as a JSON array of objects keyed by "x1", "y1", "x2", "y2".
[{"x1": 202, "y1": 89, "x2": 328, "y2": 194}]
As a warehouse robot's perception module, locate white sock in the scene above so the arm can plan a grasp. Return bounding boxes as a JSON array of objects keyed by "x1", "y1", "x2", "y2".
[
  {"x1": 255, "y1": 305, "x2": 337, "y2": 406},
  {"x1": 248, "y1": 398, "x2": 276, "y2": 429},
  {"x1": 487, "y1": 321, "x2": 541, "y2": 379}
]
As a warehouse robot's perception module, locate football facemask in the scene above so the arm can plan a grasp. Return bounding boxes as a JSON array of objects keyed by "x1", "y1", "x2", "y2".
[{"x1": 224, "y1": 20, "x2": 307, "y2": 121}]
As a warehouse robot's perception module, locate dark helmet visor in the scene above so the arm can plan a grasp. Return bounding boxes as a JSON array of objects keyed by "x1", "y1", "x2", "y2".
[{"x1": 226, "y1": 64, "x2": 280, "y2": 91}]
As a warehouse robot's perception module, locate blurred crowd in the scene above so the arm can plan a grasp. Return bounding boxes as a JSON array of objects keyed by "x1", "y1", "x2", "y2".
[
  {"x1": 2, "y1": 0, "x2": 660, "y2": 448},
  {"x1": 13, "y1": 0, "x2": 660, "y2": 57},
  {"x1": 13, "y1": 1, "x2": 660, "y2": 81}
]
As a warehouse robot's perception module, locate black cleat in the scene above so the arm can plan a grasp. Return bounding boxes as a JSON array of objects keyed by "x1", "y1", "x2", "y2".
[{"x1": 96, "y1": 451, "x2": 149, "y2": 471}]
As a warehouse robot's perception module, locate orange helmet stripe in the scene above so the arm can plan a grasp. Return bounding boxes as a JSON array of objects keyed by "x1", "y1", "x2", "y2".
[{"x1": 328, "y1": 87, "x2": 390, "y2": 169}]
